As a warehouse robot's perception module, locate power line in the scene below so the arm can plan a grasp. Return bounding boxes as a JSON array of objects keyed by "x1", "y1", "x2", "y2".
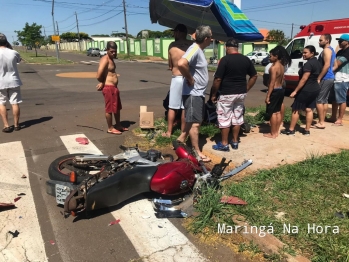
[
  {"x1": 79, "y1": 11, "x2": 123, "y2": 27},
  {"x1": 61, "y1": 25, "x2": 76, "y2": 33},
  {"x1": 79, "y1": 6, "x2": 122, "y2": 21},
  {"x1": 244, "y1": 0, "x2": 307, "y2": 10},
  {"x1": 250, "y1": 19, "x2": 302, "y2": 26},
  {"x1": 59, "y1": 21, "x2": 76, "y2": 30},
  {"x1": 245, "y1": 0, "x2": 327, "y2": 12},
  {"x1": 57, "y1": 14, "x2": 75, "y2": 23},
  {"x1": 33, "y1": 0, "x2": 118, "y2": 8}
]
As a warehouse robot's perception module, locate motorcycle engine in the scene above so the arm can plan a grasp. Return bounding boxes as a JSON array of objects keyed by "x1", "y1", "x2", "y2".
[{"x1": 146, "y1": 149, "x2": 162, "y2": 162}]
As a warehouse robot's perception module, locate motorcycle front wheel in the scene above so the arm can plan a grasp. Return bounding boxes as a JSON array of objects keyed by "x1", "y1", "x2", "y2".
[{"x1": 48, "y1": 154, "x2": 109, "y2": 183}]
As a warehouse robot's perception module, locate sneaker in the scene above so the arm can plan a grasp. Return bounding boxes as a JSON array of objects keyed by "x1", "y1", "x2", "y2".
[
  {"x1": 212, "y1": 142, "x2": 230, "y2": 152},
  {"x1": 302, "y1": 129, "x2": 310, "y2": 136},
  {"x1": 280, "y1": 129, "x2": 295, "y2": 136},
  {"x1": 229, "y1": 141, "x2": 239, "y2": 150}
]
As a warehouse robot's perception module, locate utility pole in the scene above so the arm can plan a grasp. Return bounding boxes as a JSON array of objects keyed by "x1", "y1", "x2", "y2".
[
  {"x1": 75, "y1": 12, "x2": 81, "y2": 51},
  {"x1": 51, "y1": 0, "x2": 60, "y2": 61},
  {"x1": 56, "y1": 21, "x2": 60, "y2": 50},
  {"x1": 56, "y1": 21, "x2": 59, "y2": 36},
  {"x1": 291, "y1": 23, "x2": 294, "y2": 39},
  {"x1": 43, "y1": 26, "x2": 47, "y2": 38},
  {"x1": 122, "y1": 0, "x2": 130, "y2": 58}
]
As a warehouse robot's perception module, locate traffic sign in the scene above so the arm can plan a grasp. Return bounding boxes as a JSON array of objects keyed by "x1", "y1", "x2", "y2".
[
  {"x1": 35, "y1": 42, "x2": 39, "y2": 46},
  {"x1": 51, "y1": 35, "x2": 60, "y2": 42}
]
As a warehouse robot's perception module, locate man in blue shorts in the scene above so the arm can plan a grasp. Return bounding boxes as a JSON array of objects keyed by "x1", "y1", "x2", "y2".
[{"x1": 329, "y1": 34, "x2": 349, "y2": 126}]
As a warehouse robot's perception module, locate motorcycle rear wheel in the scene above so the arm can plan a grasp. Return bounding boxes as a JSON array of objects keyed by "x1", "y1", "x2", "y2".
[{"x1": 48, "y1": 154, "x2": 108, "y2": 183}]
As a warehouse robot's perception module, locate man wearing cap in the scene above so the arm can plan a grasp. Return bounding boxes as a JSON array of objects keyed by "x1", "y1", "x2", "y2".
[
  {"x1": 328, "y1": 34, "x2": 349, "y2": 126},
  {"x1": 210, "y1": 38, "x2": 257, "y2": 151},
  {"x1": 162, "y1": 24, "x2": 193, "y2": 137},
  {"x1": 0, "y1": 33, "x2": 23, "y2": 133}
]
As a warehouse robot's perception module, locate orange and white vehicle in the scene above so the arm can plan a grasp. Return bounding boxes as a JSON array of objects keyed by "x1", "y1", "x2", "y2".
[{"x1": 284, "y1": 18, "x2": 349, "y2": 89}]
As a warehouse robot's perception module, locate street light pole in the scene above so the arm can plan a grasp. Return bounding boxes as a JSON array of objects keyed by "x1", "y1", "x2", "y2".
[
  {"x1": 122, "y1": 0, "x2": 130, "y2": 58},
  {"x1": 75, "y1": 12, "x2": 81, "y2": 51},
  {"x1": 52, "y1": 0, "x2": 60, "y2": 61}
]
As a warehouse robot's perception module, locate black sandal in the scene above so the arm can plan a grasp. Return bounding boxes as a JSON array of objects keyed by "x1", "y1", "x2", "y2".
[
  {"x1": 2, "y1": 127, "x2": 12, "y2": 133},
  {"x1": 14, "y1": 126, "x2": 21, "y2": 131}
]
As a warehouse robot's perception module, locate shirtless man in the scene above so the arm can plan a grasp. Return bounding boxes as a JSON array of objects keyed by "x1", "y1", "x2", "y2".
[
  {"x1": 96, "y1": 41, "x2": 127, "y2": 135},
  {"x1": 162, "y1": 24, "x2": 193, "y2": 137},
  {"x1": 264, "y1": 46, "x2": 291, "y2": 138}
]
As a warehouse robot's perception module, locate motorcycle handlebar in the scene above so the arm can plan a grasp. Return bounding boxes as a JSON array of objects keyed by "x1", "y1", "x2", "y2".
[
  {"x1": 119, "y1": 144, "x2": 139, "y2": 151},
  {"x1": 119, "y1": 145, "x2": 127, "y2": 151}
]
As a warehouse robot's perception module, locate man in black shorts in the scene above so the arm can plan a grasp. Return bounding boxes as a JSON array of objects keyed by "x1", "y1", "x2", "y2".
[{"x1": 264, "y1": 46, "x2": 291, "y2": 138}]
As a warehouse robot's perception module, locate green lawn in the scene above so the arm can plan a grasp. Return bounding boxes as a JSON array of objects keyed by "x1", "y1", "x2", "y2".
[
  {"x1": 18, "y1": 50, "x2": 73, "y2": 64},
  {"x1": 190, "y1": 151, "x2": 349, "y2": 261}
]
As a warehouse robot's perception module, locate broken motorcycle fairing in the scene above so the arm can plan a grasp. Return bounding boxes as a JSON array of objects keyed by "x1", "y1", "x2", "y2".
[
  {"x1": 48, "y1": 142, "x2": 253, "y2": 218},
  {"x1": 65, "y1": 159, "x2": 198, "y2": 213}
]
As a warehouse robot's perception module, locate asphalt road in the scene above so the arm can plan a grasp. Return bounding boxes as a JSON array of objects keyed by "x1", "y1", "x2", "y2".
[{"x1": 0, "y1": 51, "x2": 294, "y2": 262}]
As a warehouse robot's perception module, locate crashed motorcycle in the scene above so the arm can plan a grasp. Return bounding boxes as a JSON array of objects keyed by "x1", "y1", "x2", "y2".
[{"x1": 46, "y1": 142, "x2": 252, "y2": 218}]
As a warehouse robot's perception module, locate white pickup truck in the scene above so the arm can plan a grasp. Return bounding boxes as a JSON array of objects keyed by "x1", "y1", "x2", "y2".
[{"x1": 99, "y1": 48, "x2": 107, "y2": 57}]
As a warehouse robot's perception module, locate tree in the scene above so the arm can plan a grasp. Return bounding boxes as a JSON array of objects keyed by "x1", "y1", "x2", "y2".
[
  {"x1": 266, "y1": 29, "x2": 289, "y2": 46},
  {"x1": 60, "y1": 32, "x2": 90, "y2": 42},
  {"x1": 15, "y1": 22, "x2": 44, "y2": 56},
  {"x1": 161, "y1": 29, "x2": 173, "y2": 38},
  {"x1": 110, "y1": 32, "x2": 134, "y2": 38},
  {"x1": 136, "y1": 29, "x2": 173, "y2": 39},
  {"x1": 91, "y1": 34, "x2": 110, "y2": 37}
]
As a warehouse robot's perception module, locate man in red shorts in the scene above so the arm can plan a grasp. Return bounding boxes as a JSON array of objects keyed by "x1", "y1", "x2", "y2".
[{"x1": 96, "y1": 41, "x2": 128, "y2": 134}]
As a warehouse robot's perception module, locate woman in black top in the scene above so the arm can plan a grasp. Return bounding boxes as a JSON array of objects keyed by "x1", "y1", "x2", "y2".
[{"x1": 281, "y1": 45, "x2": 321, "y2": 136}]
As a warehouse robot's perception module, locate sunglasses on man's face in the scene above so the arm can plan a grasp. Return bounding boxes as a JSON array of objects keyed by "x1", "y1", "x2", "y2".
[{"x1": 338, "y1": 40, "x2": 345, "y2": 43}]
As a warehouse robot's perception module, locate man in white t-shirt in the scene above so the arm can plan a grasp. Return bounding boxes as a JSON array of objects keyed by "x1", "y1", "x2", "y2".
[{"x1": 0, "y1": 33, "x2": 23, "y2": 132}]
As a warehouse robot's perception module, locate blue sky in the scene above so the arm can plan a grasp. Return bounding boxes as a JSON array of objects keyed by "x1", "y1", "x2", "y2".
[{"x1": 1, "y1": 0, "x2": 348, "y2": 43}]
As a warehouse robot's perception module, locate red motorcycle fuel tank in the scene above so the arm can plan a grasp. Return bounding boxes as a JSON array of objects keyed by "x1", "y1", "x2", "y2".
[
  {"x1": 150, "y1": 160, "x2": 196, "y2": 195},
  {"x1": 175, "y1": 145, "x2": 199, "y2": 166}
]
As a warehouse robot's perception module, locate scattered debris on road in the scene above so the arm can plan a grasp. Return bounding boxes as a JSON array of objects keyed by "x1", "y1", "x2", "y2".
[
  {"x1": 108, "y1": 219, "x2": 121, "y2": 226},
  {"x1": 76, "y1": 137, "x2": 89, "y2": 145},
  {"x1": 220, "y1": 196, "x2": 247, "y2": 205}
]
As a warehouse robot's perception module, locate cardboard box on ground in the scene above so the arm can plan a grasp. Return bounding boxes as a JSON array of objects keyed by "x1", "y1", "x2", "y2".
[{"x1": 140, "y1": 106, "x2": 154, "y2": 128}]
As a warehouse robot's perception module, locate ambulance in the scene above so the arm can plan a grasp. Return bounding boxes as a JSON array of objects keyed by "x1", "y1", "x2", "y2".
[{"x1": 283, "y1": 18, "x2": 349, "y2": 89}]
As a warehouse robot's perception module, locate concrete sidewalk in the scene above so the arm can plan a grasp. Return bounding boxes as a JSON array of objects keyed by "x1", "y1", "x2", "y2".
[{"x1": 202, "y1": 117, "x2": 349, "y2": 173}]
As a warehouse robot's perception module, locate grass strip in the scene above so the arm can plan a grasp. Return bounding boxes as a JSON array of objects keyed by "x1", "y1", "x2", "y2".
[
  {"x1": 189, "y1": 151, "x2": 349, "y2": 261},
  {"x1": 133, "y1": 105, "x2": 303, "y2": 148},
  {"x1": 18, "y1": 50, "x2": 73, "y2": 64}
]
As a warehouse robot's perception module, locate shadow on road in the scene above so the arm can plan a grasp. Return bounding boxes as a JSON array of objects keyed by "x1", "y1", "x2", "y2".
[{"x1": 21, "y1": 116, "x2": 53, "y2": 129}]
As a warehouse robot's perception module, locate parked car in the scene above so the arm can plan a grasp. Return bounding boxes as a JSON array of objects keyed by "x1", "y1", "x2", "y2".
[
  {"x1": 246, "y1": 51, "x2": 268, "y2": 64},
  {"x1": 99, "y1": 48, "x2": 107, "y2": 57},
  {"x1": 261, "y1": 54, "x2": 270, "y2": 66},
  {"x1": 86, "y1": 48, "x2": 100, "y2": 56}
]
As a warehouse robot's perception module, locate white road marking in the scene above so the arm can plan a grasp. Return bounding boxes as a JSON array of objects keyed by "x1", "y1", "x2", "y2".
[
  {"x1": 60, "y1": 134, "x2": 207, "y2": 262},
  {"x1": 0, "y1": 142, "x2": 47, "y2": 262}
]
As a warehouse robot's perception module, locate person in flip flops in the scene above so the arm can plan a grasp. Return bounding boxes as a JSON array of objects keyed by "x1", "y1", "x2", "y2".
[
  {"x1": 281, "y1": 45, "x2": 322, "y2": 136},
  {"x1": 0, "y1": 33, "x2": 22, "y2": 133},
  {"x1": 96, "y1": 41, "x2": 128, "y2": 135},
  {"x1": 327, "y1": 34, "x2": 349, "y2": 126},
  {"x1": 176, "y1": 25, "x2": 212, "y2": 162},
  {"x1": 315, "y1": 34, "x2": 336, "y2": 129},
  {"x1": 162, "y1": 24, "x2": 193, "y2": 138}
]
